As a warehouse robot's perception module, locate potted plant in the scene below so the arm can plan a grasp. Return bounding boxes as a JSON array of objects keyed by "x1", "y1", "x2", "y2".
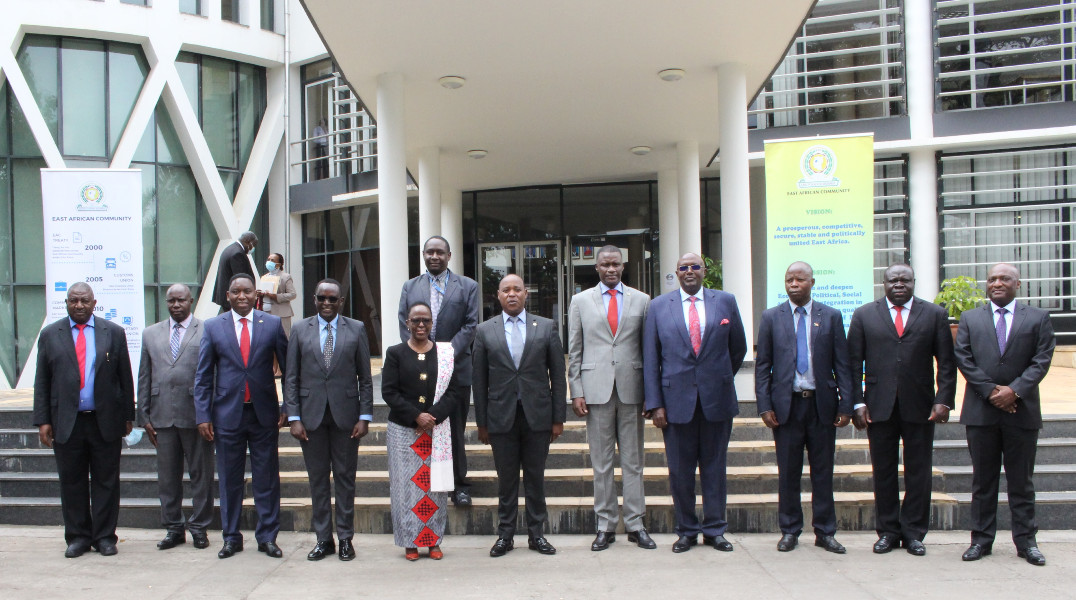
[
  {"x1": 934, "y1": 275, "x2": 987, "y2": 338},
  {"x1": 702, "y1": 255, "x2": 723, "y2": 290}
]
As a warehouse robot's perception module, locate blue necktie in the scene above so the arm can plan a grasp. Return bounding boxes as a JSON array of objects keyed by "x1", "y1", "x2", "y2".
[{"x1": 795, "y1": 306, "x2": 809, "y2": 375}]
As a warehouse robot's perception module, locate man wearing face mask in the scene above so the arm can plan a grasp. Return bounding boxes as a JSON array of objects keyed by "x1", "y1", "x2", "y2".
[
  {"x1": 258, "y1": 253, "x2": 297, "y2": 337},
  {"x1": 213, "y1": 231, "x2": 258, "y2": 313}
]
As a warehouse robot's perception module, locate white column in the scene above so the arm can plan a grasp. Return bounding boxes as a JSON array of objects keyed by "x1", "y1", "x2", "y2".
[
  {"x1": 418, "y1": 146, "x2": 442, "y2": 258},
  {"x1": 441, "y1": 188, "x2": 464, "y2": 274},
  {"x1": 676, "y1": 141, "x2": 702, "y2": 254},
  {"x1": 377, "y1": 72, "x2": 408, "y2": 351},
  {"x1": 658, "y1": 169, "x2": 680, "y2": 294},
  {"x1": 905, "y1": 0, "x2": 941, "y2": 298},
  {"x1": 718, "y1": 62, "x2": 754, "y2": 339}
]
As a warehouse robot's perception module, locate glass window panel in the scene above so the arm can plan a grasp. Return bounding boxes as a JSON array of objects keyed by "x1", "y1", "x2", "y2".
[
  {"x1": 15, "y1": 36, "x2": 58, "y2": 153},
  {"x1": 237, "y1": 64, "x2": 264, "y2": 172},
  {"x1": 60, "y1": 38, "x2": 107, "y2": 157},
  {"x1": 14, "y1": 285, "x2": 45, "y2": 378},
  {"x1": 222, "y1": 0, "x2": 240, "y2": 23},
  {"x1": 351, "y1": 248, "x2": 381, "y2": 355},
  {"x1": 144, "y1": 286, "x2": 158, "y2": 325},
  {"x1": 202, "y1": 57, "x2": 237, "y2": 168},
  {"x1": 475, "y1": 188, "x2": 560, "y2": 243},
  {"x1": 157, "y1": 165, "x2": 199, "y2": 282},
  {"x1": 303, "y1": 212, "x2": 326, "y2": 255},
  {"x1": 198, "y1": 201, "x2": 219, "y2": 283},
  {"x1": 260, "y1": 0, "x2": 275, "y2": 31},
  {"x1": 175, "y1": 53, "x2": 200, "y2": 120},
  {"x1": 121, "y1": 0, "x2": 149, "y2": 5},
  {"x1": 327, "y1": 207, "x2": 350, "y2": 253},
  {"x1": 0, "y1": 162, "x2": 10, "y2": 284},
  {"x1": 180, "y1": 0, "x2": 201, "y2": 16},
  {"x1": 155, "y1": 104, "x2": 187, "y2": 165},
  {"x1": 302, "y1": 255, "x2": 325, "y2": 317},
  {"x1": 12, "y1": 158, "x2": 45, "y2": 283},
  {"x1": 134, "y1": 163, "x2": 156, "y2": 282},
  {"x1": 302, "y1": 59, "x2": 334, "y2": 83},
  {"x1": 108, "y1": 43, "x2": 148, "y2": 157},
  {"x1": 219, "y1": 169, "x2": 237, "y2": 203},
  {"x1": 0, "y1": 84, "x2": 9, "y2": 156},
  {"x1": 0, "y1": 285, "x2": 13, "y2": 386},
  {"x1": 350, "y1": 204, "x2": 379, "y2": 248},
  {"x1": 564, "y1": 183, "x2": 651, "y2": 291},
  {"x1": 250, "y1": 189, "x2": 269, "y2": 255},
  {"x1": 132, "y1": 105, "x2": 155, "y2": 162}
]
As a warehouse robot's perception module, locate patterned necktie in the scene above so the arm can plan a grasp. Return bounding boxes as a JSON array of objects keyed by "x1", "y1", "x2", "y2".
[
  {"x1": 511, "y1": 316, "x2": 524, "y2": 368},
  {"x1": 75, "y1": 324, "x2": 88, "y2": 390},
  {"x1": 430, "y1": 274, "x2": 444, "y2": 341},
  {"x1": 996, "y1": 307, "x2": 1008, "y2": 354},
  {"x1": 688, "y1": 297, "x2": 701, "y2": 356},
  {"x1": 323, "y1": 323, "x2": 334, "y2": 369},
  {"x1": 795, "y1": 306, "x2": 809, "y2": 375},
  {"x1": 894, "y1": 304, "x2": 905, "y2": 337},
  {"x1": 170, "y1": 322, "x2": 183, "y2": 361},
  {"x1": 240, "y1": 318, "x2": 251, "y2": 402},
  {"x1": 607, "y1": 289, "x2": 618, "y2": 336}
]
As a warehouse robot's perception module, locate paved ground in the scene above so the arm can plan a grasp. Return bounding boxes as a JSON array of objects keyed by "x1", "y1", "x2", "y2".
[{"x1": 1, "y1": 526, "x2": 1074, "y2": 599}]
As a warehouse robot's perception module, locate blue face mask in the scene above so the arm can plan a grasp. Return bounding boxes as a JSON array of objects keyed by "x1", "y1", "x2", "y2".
[{"x1": 265, "y1": 261, "x2": 276, "y2": 272}]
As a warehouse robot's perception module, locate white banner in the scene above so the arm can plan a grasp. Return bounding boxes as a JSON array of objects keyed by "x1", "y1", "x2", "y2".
[{"x1": 41, "y1": 169, "x2": 145, "y2": 375}]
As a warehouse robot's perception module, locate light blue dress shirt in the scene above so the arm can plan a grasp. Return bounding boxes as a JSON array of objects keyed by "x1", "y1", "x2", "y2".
[
  {"x1": 600, "y1": 281, "x2": 624, "y2": 324},
  {"x1": 790, "y1": 300, "x2": 815, "y2": 392},
  {"x1": 289, "y1": 314, "x2": 371, "y2": 422},
  {"x1": 70, "y1": 317, "x2": 96, "y2": 411},
  {"x1": 502, "y1": 309, "x2": 528, "y2": 347}
]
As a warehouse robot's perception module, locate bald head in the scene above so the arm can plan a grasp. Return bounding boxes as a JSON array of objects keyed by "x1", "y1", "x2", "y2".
[
  {"x1": 166, "y1": 283, "x2": 193, "y2": 323},
  {"x1": 986, "y1": 263, "x2": 1021, "y2": 306},
  {"x1": 676, "y1": 253, "x2": 706, "y2": 295}
]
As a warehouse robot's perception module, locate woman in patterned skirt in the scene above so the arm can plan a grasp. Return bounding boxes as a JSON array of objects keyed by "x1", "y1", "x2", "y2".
[{"x1": 382, "y1": 302, "x2": 462, "y2": 560}]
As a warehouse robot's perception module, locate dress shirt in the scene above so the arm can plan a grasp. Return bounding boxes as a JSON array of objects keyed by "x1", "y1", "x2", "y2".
[
  {"x1": 885, "y1": 296, "x2": 913, "y2": 325},
  {"x1": 288, "y1": 314, "x2": 372, "y2": 423},
  {"x1": 231, "y1": 309, "x2": 255, "y2": 344},
  {"x1": 600, "y1": 281, "x2": 624, "y2": 323},
  {"x1": 502, "y1": 309, "x2": 528, "y2": 347},
  {"x1": 169, "y1": 314, "x2": 194, "y2": 346},
  {"x1": 70, "y1": 317, "x2": 96, "y2": 411},
  {"x1": 990, "y1": 299, "x2": 1017, "y2": 340},
  {"x1": 790, "y1": 299, "x2": 815, "y2": 392},
  {"x1": 679, "y1": 288, "x2": 706, "y2": 339}
]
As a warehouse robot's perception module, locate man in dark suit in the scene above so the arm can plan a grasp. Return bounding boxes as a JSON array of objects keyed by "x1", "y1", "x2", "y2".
[
  {"x1": 285, "y1": 278, "x2": 373, "y2": 562},
  {"x1": 195, "y1": 273, "x2": 289, "y2": 559},
  {"x1": 212, "y1": 231, "x2": 258, "y2": 312},
  {"x1": 848, "y1": 263, "x2": 956, "y2": 556},
  {"x1": 955, "y1": 263, "x2": 1055, "y2": 566},
  {"x1": 643, "y1": 253, "x2": 747, "y2": 553},
  {"x1": 33, "y1": 282, "x2": 135, "y2": 558},
  {"x1": 473, "y1": 274, "x2": 566, "y2": 557},
  {"x1": 137, "y1": 283, "x2": 213, "y2": 551},
  {"x1": 756, "y1": 261, "x2": 853, "y2": 554},
  {"x1": 399, "y1": 235, "x2": 479, "y2": 506}
]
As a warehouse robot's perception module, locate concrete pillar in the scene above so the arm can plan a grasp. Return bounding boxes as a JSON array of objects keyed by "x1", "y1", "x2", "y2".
[
  {"x1": 677, "y1": 141, "x2": 702, "y2": 255},
  {"x1": 442, "y1": 188, "x2": 464, "y2": 274},
  {"x1": 658, "y1": 169, "x2": 680, "y2": 294},
  {"x1": 718, "y1": 62, "x2": 754, "y2": 340},
  {"x1": 377, "y1": 72, "x2": 407, "y2": 351},
  {"x1": 418, "y1": 146, "x2": 442, "y2": 261}
]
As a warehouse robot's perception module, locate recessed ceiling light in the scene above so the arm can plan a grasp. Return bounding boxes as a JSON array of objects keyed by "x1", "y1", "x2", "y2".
[
  {"x1": 467, "y1": 149, "x2": 488, "y2": 159},
  {"x1": 658, "y1": 68, "x2": 685, "y2": 82},
  {"x1": 630, "y1": 146, "x2": 652, "y2": 156},
  {"x1": 439, "y1": 76, "x2": 466, "y2": 89}
]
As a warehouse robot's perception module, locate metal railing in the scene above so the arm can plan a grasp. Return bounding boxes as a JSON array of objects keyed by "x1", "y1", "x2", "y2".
[{"x1": 292, "y1": 74, "x2": 377, "y2": 182}]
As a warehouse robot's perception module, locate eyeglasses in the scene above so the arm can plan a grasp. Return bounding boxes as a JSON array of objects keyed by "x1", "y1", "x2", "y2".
[
  {"x1": 408, "y1": 318, "x2": 432, "y2": 325},
  {"x1": 314, "y1": 295, "x2": 340, "y2": 303},
  {"x1": 677, "y1": 264, "x2": 703, "y2": 272}
]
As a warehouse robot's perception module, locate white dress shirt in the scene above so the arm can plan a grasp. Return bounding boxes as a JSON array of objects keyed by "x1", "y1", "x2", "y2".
[
  {"x1": 231, "y1": 309, "x2": 255, "y2": 345},
  {"x1": 679, "y1": 288, "x2": 706, "y2": 338},
  {"x1": 991, "y1": 299, "x2": 1017, "y2": 339}
]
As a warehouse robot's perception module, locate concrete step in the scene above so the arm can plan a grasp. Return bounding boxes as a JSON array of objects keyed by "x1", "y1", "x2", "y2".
[
  {"x1": 948, "y1": 491, "x2": 1076, "y2": 531},
  {"x1": 930, "y1": 438, "x2": 1076, "y2": 466},
  {"x1": 936, "y1": 464, "x2": 1076, "y2": 494}
]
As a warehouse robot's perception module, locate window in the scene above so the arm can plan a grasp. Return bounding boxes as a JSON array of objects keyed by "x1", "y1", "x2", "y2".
[
  {"x1": 299, "y1": 60, "x2": 376, "y2": 182},
  {"x1": 873, "y1": 157, "x2": 909, "y2": 297},
  {"x1": 261, "y1": 0, "x2": 275, "y2": 31},
  {"x1": 221, "y1": 0, "x2": 240, "y2": 23},
  {"x1": 180, "y1": 0, "x2": 201, "y2": 15}
]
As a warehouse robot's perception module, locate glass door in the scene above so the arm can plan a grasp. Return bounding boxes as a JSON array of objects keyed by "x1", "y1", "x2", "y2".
[{"x1": 478, "y1": 242, "x2": 565, "y2": 337}]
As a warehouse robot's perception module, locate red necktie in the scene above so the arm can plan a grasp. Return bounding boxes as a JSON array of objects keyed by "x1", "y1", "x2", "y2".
[
  {"x1": 894, "y1": 305, "x2": 905, "y2": 337},
  {"x1": 75, "y1": 324, "x2": 88, "y2": 390},
  {"x1": 240, "y1": 317, "x2": 251, "y2": 402},
  {"x1": 689, "y1": 297, "x2": 701, "y2": 355},
  {"x1": 607, "y1": 290, "x2": 618, "y2": 336}
]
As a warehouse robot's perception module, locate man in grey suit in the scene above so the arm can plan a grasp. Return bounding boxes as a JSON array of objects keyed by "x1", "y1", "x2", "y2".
[
  {"x1": 567, "y1": 245, "x2": 655, "y2": 551},
  {"x1": 955, "y1": 263, "x2": 1055, "y2": 566},
  {"x1": 285, "y1": 278, "x2": 373, "y2": 562},
  {"x1": 474, "y1": 274, "x2": 566, "y2": 557},
  {"x1": 137, "y1": 284, "x2": 214, "y2": 551},
  {"x1": 399, "y1": 236, "x2": 479, "y2": 506}
]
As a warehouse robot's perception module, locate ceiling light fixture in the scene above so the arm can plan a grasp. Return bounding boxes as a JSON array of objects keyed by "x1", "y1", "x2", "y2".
[
  {"x1": 439, "y1": 75, "x2": 466, "y2": 89},
  {"x1": 630, "y1": 146, "x2": 652, "y2": 156},
  {"x1": 467, "y1": 149, "x2": 488, "y2": 159},
  {"x1": 658, "y1": 68, "x2": 685, "y2": 82}
]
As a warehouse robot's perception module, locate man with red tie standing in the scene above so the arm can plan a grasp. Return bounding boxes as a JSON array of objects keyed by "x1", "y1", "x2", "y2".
[{"x1": 34, "y1": 282, "x2": 135, "y2": 558}]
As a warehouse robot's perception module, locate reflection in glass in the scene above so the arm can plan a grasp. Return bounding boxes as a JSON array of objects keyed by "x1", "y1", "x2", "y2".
[
  {"x1": 156, "y1": 104, "x2": 187, "y2": 165},
  {"x1": 12, "y1": 159, "x2": 46, "y2": 282},
  {"x1": 16, "y1": 36, "x2": 58, "y2": 152},
  {"x1": 108, "y1": 44, "x2": 148, "y2": 156},
  {"x1": 15, "y1": 285, "x2": 45, "y2": 381},
  {"x1": 61, "y1": 39, "x2": 107, "y2": 157},
  {"x1": 0, "y1": 286, "x2": 12, "y2": 386},
  {"x1": 203, "y1": 57, "x2": 237, "y2": 169},
  {"x1": 158, "y1": 166, "x2": 199, "y2": 283},
  {"x1": 0, "y1": 163, "x2": 10, "y2": 283},
  {"x1": 175, "y1": 53, "x2": 200, "y2": 120}
]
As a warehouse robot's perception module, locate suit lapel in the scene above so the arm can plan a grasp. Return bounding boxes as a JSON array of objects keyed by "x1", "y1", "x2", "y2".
[
  {"x1": 673, "y1": 293, "x2": 692, "y2": 350},
  {"x1": 93, "y1": 317, "x2": 108, "y2": 376},
  {"x1": 175, "y1": 320, "x2": 199, "y2": 364},
  {"x1": 874, "y1": 299, "x2": 898, "y2": 338},
  {"x1": 517, "y1": 315, "x2": 540, "y2": 368},
  {"x1": 700, "y1": 288, "x2": 718, "y2": 350},
  {"x1": 311, "y1": 318, "x2": 329, "y2": 374},
  {"x1": 810, "y1": 303, "x2": 823, "y2": 347},
  {"x1": 56, "y1": 320, "x2": 80, "y2": 372},
  {"x1": 222, "y1": 312, "x2": 245, "y2": 365},
  {"x1": 901, "y1": 297, "x2": 921, "y2": 335},
  {"x1": 490, "y1": 315, "x2": 514, "y2": 369},
  {"x1": 590, "y1": 286, "x2": 613, "y2": 338},
  {"x1": 1001, "y1": 302, "x2": 1024, "y2": 358}
]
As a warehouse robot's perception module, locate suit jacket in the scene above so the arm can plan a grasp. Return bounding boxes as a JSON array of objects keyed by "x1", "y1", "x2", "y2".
[
  {"x1": 33, "y1": 317, "x2": 135, "y2": 444},
  {"x1": 213, "y1": 241, "x2": 255, "y2": 310},
  {"x1": 137, "y1": 317, "x2": 203, "y2": 429},
  {"x1": 847, "y1": 296, "x2": 957, "y2": 422},
  {"x1": 755, "y1": 301, "x2": 854, "y2": 424},
  {"x1": 472, "y1": 313, "x2": 567, "y2": 434},
  {"x1": 398, "y1": 270, "x2": 479, "y2": 385},
  {"x1": 643, "y1": 288, "x2": 747, "y2": 424},
  {"x1": 265, "y1": 270, "x2": 296, "y2": 319},
  {"x1": 567, "y1": 284, "x2": 649, "y2": 405},
  {"x1": 381, "y1": 343, "x2": 462, "y2": 427},
  {"x1": 194, "y1": 310, "x2": 289, "y2": 430},
  {"x1": 283, "y1": 315, "x2": 373, "y2": 430},
  {"x1": 955, "y1": 302, "x2": 1055, "y2": 429}
]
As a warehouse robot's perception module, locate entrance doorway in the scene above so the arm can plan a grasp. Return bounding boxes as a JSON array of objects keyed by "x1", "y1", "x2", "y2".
[{"x1": 479, "y1": 241, "x2": 564, "y2": 335}]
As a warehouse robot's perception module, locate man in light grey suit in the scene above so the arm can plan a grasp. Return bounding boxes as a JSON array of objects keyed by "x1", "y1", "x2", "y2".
[
  {"x1": 137, "y1": 283, "x2": 214, "y2": 551},
  {"x1": 285, "y1": 278, "x2": 373, "y2": 562},
  {"x1": 567, "y1": 245, "x2": 655, "y2": 551}
]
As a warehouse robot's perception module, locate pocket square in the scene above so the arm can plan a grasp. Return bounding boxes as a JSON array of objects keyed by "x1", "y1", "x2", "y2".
[{"x1": 720, "y1": 318, "x2": 730, "y2": 325}]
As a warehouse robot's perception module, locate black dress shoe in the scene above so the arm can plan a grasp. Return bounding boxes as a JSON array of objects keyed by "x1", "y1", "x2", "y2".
[
  {"x1": 307, "y1": 540, "x2": 336, "y2": 561},
  {"x1": 489, "y1": 537, "x2": 514, "y2": 557},
  {"x1": 777, "y1": 533, "x2": 798, "y2": 552},
  {"x1": 1017, "y1": 546, "x2": 1046, "y2": 566},
  {"x1": 339, "y1": 538, "x2": 356, "y2": 561},
  {"x1": 627, "y1": 529, "x2": 657, "y2": 550},
  {"x1": 873, "y1": 535, "x2": 899, "y2": 554},
  {"x1": 703, "y1": 535, "x2": 734, "y2": 552},
  {"x1": 157, "y1": 531, "x2": 186, "y2": 550},
  {"x1": 191, "y1": 532, "x2": 209, "y2": 549},
  {"x1": 672, "y1": 535, "x2": 698, "y2": 553},
  {"x1": 258, "y1": 541, "x2": 283, "y2": 558},
  {"x1": 528, "y1": 537, "x2": 557, "y2": 555},
  {"x1": 815, "y1": 535, "x2": 846, "y2": 554},
  {"x1": 961, "y1": 543, "x2": 991, "y2": 561},
  {"x1": 64, "y1": 540, "x2": 91, "y2": 558},
  {"x1": 905, "y1": 539, "x2": 926, "y2": 556},
  {"x1": 591, "y1": 531, "x2": 615, "y2": 551},
  {"x1": 452, "y1": 490, "x2": 473, "y2": 507},
  {"x1": 95, "y1": 540, "x2": 118, "y2": 556},
  {"x1": 218, "y1": 541, "x2": 243, "y2": 559}
]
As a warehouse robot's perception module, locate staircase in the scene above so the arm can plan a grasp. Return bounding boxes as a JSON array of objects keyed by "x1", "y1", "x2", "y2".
[{"x1": 3, "y1": 373, "x2": 1076, "y2": 534}]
